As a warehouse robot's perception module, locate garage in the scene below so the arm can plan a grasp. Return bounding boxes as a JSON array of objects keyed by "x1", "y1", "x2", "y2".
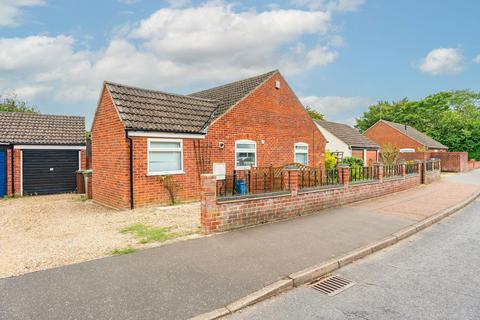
[
  {"x1": 0, "y1": 112, "x2": 86, "y2": 197},
  {"x1": 22, "y1": 149, "x2": 80, "y2": 195}
]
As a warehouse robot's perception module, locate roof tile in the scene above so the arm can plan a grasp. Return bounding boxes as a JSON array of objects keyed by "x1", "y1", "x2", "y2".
[
  {"x1": 106, "y1": 70, "x2": 277, "y2": 133},
  {"x1": 0, "y1": 112, "x2": 85, "y2": 145},
  {"x1": 381, "y1": 120, "x2": 448, "y2": 149},
  {"x1": 316, "y1": 120, "x2": 379, "y2": 149}
]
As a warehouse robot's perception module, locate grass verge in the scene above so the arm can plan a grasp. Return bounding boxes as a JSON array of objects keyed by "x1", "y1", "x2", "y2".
[
  {"x1": 120, "y1": 224, "x2": 181, "y2": 244},
  {"x1": 111, "y1": 246, "x2": 137, "y2": 255}
]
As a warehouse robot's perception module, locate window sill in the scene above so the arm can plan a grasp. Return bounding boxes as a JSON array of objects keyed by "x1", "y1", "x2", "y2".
[
  {"x1": 235, "y1": 167, "x2": 254, "y2": 170},
  {"x1": 147, "y1": 171, "x2": 185, "y2": 176}
]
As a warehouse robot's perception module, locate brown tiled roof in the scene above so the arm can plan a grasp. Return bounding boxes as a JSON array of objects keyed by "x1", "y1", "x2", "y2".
[
  {"x1": 189, "y1": 70, "x2": 277, "y2": 121},
  {"x1": 106, "y1": 82, "x2": 220, "y2": 133},
  {"x1": 316, "y1": 120, "x2": 379, "y2": 149},
  {"x1": 105, "y1": 70, "x2": 277, "y2": 133},
  {"x1": 381, "y1": 120, "x2": 448, "y2": 150},
  {"x1": 0, "y1": 112, "x2": 85, "y2": 145}
]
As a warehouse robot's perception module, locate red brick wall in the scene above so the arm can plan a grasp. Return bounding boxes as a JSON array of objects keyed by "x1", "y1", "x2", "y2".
[
  {"x1": 430, "y1": 152, "x2": 468, "y2": 172},
  {"x1": 365, "y1": 150, "x2": 377, "y2": 165},
  {"x1": 399, "y1": 151, "x2": 468, "y2": 172},
  {"x1": 469, "y1": 160, "x2": 480, "y2": 170},
  {"x1": 92, "y1": 72, "x2": 326, "y2": 209},
  {"x1": 364, "y1": 121, "x2": 423, "y2": 150},
  {"x1": 351, "y1": 150, "x2": 363, "y2": 160},
  {"x1": 91, "y1": 88, "x2": 131, "y2": 209},
  {"x1": 131, "y1": 137, "x2": 201, "y2": 207},
  {"x1": 201, "y1": 169, "x2": 429, "y2": 233}
]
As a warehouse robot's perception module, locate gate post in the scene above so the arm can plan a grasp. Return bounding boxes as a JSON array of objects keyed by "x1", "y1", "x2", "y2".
[{"x1": 200, "y1": 174, "x2": 220, "y2": 234}]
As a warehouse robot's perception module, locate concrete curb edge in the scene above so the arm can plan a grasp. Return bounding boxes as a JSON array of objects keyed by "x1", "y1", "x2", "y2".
[{"x1": 188, "y1": 190, "x2": 480, "y2": 320}]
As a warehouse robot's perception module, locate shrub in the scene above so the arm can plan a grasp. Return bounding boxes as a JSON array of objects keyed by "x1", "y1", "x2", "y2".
[
  {"x1": 158, "y1": 175, "x2": 179, "y2": 205},
  {"x1": 381, "y1": 143, "x2": 400, "y2": 166},
  {"x1": 342, "y1": 156, "x2": 364, "y2": 168},
  {"x1": 324, "y1": 151, "x2": 337, "y2": 170}
]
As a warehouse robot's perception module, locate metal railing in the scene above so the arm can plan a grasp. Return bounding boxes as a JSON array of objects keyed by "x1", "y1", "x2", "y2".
[
  {"x1": 384, "y1": 164, "x2": 403, "y2": 178},
  {"x1": 348, "y1": 166, "x2": 376, "y2": 183},
  {"x1": 216, "y1": 166, "x2": 290, "y2": 198},
  {"x1": 426, "y1": 159, "x2": 441, "y2": 172},
  {"x1": 298, "y1": 168, "x2": 340, "y2": 190},
  {"x1": 405, "y1": 162, "x2": 419, "y2": 175}
]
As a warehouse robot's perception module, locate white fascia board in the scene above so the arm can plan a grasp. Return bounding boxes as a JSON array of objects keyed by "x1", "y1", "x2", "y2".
[
  {"x1": 14, "y1": 145, "x2": 86, "y2": 150},
  {"x1": 128, "y1": 131, "x2": 205, "y2": 139}
]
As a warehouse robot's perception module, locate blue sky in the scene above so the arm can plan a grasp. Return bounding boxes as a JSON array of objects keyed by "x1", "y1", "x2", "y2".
[{"x1": 0, "y1": 0, "x2": 479, "y2": 127}]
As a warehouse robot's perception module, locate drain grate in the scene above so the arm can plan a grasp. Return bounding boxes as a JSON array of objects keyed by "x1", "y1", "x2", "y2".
[{"x1": 310, "y1": 275, "x2": 355, "y2": 296}]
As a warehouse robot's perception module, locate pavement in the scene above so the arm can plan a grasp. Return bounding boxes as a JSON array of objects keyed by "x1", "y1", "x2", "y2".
[
  {"x1": 1, "y1": 170, "x2": 479, "y2": 320},
  {"x1": 226, "y1": 189, "x2": 480, "y2": 319}
]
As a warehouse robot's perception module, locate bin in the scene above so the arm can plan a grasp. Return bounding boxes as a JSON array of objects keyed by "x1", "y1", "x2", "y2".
[
  {"x1": 235, "y1": 179, "x2": 247, "y2": 195},
  {"x1": 78, "y1": 170, "x2": 93, "y2": 199}
]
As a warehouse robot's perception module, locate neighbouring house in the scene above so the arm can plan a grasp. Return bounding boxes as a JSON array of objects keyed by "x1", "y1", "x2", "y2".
[
  {"x1": 0, "y1": 112, "x2": 86, "y2": 197},
  {"x1": 363, "y1": 120, "x2": 448, "y2": 152},
  {"x1": 91, "y1": 70, "x2": 327, "y2": 209},
  {"x1": 315, "y1": 120, "x2": 379, "y2": 165}
]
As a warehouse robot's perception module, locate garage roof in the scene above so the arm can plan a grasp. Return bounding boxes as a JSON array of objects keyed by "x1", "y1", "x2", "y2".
[{"x1": 0, "y1": 112, "x2": 86, "y2": 145}]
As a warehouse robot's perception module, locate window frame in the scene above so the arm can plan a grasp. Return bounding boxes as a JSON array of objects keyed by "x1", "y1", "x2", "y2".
[
  {"x1": 235, "y1": 140, "x2": 257, "y2": 170},
  {"x1": 147, "y1": 138, "x2": 184, "y2": 176},
  {"x1": 294, "y1": 142, "x2": 309, "y2": 165}
]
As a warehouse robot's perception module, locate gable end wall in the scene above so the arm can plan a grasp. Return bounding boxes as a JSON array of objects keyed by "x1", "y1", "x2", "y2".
[
  {"x1": 364, "y1": 122, "x2": 423, "y2": 151},
  {"x1": 91, "y1": 88, "x2": 131, "y2": 209}
]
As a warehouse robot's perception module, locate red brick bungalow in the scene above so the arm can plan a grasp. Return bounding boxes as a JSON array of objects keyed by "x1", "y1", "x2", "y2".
[
  {"x1": 91, "y1": 70, "x2": 326, "y2": 209},
  {"x1": 364, "y1": 120, "x2": 448, "y2": 152}
]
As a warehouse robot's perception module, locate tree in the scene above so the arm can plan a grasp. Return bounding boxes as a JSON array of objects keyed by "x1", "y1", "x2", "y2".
[
  {"x1": 324, "y1": 151, "x2": 337, "y2": 170},
  {"x1": 355, "y1": 90, "x2": 480, "y2": 159},
  {"x1": 0, "y1": 95, "x2": 39, "y2": 113},
  {"x1": 381, "y1": 143, "x2": 400, "y2": 166},
  {"x1": 304, "y1": 106, "x2": 325, "y2": 121}
]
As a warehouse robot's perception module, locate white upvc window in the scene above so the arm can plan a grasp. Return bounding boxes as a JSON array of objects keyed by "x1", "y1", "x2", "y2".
[
  {"x1": 294, "y1": 142, "x2": 309, "y2": 165},
  {"x1": 147, "y1": 139, "x2": 184, "y2": 175},
  {"x1": 235, "y1": 140, "x2": 256, "y2": 169}
]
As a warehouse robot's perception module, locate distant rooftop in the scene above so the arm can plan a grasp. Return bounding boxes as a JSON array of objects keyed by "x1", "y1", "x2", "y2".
[
  {"x1": 380, "y1": 120, "x2": 448, "y2": 150},
  {"x1": 315, "y1": 120, "x2": 379, "y2": 149}
]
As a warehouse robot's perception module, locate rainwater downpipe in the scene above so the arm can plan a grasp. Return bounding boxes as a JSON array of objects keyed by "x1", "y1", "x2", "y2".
[{"x1": 126, "y1": 131, "x2": 134, "y2": 210}]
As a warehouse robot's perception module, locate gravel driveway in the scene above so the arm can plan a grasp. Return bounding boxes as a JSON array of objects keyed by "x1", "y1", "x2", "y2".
[{"x1": 0, "y1": 194, "x2": 201, "y2": 278}]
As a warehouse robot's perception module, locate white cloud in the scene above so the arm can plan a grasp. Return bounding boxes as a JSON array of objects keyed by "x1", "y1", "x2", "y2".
[
  {"x1": 0, "y1": 0, "x2": 44, "y2": 27},
  {"x1": 292, "y1": 0, "x2": 365, "y2": 11},
  {"x1": 419, "y1": 48, "x2": 464, "y2": 76},
  {"x1": 474, "y1": 54, "x2": 480, "y2": 64},
  {"x1": 0, "y1": 2, "x2": 346, "y2": 105},
  {"x1": 301, "y1": 95, "x2": 374, "y2": 120}
]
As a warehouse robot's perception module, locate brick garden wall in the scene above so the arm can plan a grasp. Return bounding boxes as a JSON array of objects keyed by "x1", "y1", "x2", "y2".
[
  {"x1": 201, "y1": 163, "x2": 442, "y2": 234},
  {"x1": 399, "y1": 151, "x2": 469, "y2": 172},
  {"x1": 468, "y1": 159, "x2": 480, "y2": 170}
]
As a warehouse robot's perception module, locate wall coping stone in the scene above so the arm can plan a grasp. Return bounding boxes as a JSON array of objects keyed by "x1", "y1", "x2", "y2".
[{"x1": 217, "y1": 191, "x2": 291, "y2": 204}]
